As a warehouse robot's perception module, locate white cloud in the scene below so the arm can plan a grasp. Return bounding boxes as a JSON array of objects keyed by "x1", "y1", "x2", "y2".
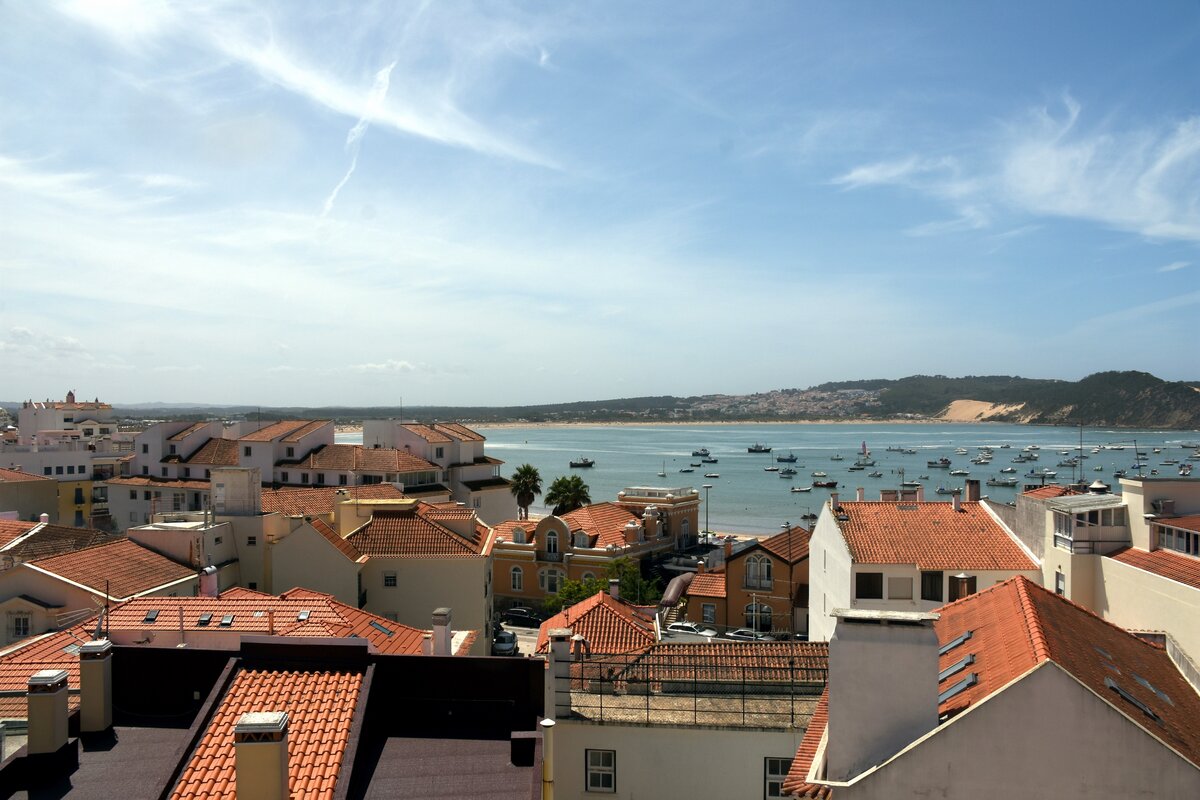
[
  {"x1": 348, "y1": 360, "x2": 417, "y2": 373},
  {"x1": 1157, "y1": 260, "x2": 1190, "y2": 273},
  {"x1": 831, "y1": 156, "x2": 955, "y2": 190}
]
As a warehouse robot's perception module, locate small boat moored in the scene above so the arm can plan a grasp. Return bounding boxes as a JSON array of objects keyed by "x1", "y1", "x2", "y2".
[{"x1": 569, "y1": 457, "x2": 595, "y2": 468}]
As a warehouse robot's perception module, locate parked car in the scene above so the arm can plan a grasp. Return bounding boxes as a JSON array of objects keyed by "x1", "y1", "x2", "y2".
[
  {"x1": 724, "y1": 628, "x2": 775, "y2": 641},
  {"x1": 501, "y1": 607, "x2": 545, "y2": 627},
  {"x1": 666, "y1": 621, "x2": 718, "y2": 637},
  {"x1": 491, "y1": 630, "x2": 519, "y2": 656}
]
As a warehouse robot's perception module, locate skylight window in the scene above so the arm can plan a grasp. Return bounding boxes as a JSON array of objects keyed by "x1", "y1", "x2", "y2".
[
  {"x1": 369, "y1": 620, "x2": 394, "y2": 637},
  {"x1": 198, "y1": 613, "x2": 212, "y2": 626},
  {"x1": 1133, "y1": 674, "x2": 1173, "y2": 707},
  {"x1": 297, "y1": 610, "x2": 311, "y2": 622},
  {"x1": 1105, "y1": 677, "x2": 1162, "y2": 723},
  {"x1": 253, "y1": 610, "x2": 264, "y2": 618},
  {"x1": 1094, "y1": 645, "x2": 1113, "y2": 660},
  {"x1": 938, "y1": 673, "x2": 978, "y2": 704},
  {"x1": 939, "y1": 654, "x2": 975, "y2": 683},
  {"x1": 219, "y1": 614, "x2": 234, "y2": 627},
  {"x1": 62, "y1": 644, "x2": 81, "y2": 655},
  {"x1": 143, "y1": 610, "x2": 159, "y2": 624},
  {"x1": 938, "y1": 630, "x2": 973, "y2": 656}
]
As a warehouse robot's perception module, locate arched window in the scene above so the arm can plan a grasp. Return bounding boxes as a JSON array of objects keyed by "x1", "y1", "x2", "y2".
[
  {"x1": 510, "y1": 566, "x2": 523, "y2": 591},
  {"x1": 540, "y1": 568, "x2": 565, "y2": 594},
  {"x1": 680, "y1": 518, "x2": 690, "y2": 542},
  {"x1": 744, "y1": 554, "x2": 772, "y2": 590},
  {"x1": 745, "y1": 602, "x2": 773, "y2": 631},
  {"x1": 581, "y1": 572, "x2": 596, "y2": 582},
  {"x1": 545, "y1": 529, "x2": 559, "y2": 554}
]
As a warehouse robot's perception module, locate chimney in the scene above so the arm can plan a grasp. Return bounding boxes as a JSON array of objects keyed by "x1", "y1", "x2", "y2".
[
  {"x1": 880, "y1": 489, "x2": 899, "y2": 502},
  {"x1": 199, "y1": 565, "x2": 219, "y2": 598},
  {"x1": 916, "y1": 485, "x2": 925, "y2": 502},
  {"x1": 608, "y1": 579, "x2": 620, "y2": 600},
  {"x1": 644, "y1": 506, "x2": 661, "y2": 538},
  {"x1": 27, "y1": 669, "x2": 70, "y2": 754},
  {"x1": 39, "y1": 512, "x2": 50, "y2": 524},
  {"x1": 827, "y1": 610, "x2": 940, "y2": 781},
  {"x1": 696, "y1": 559, "x2": 706, "y2": 575},
  {"x1": 431, "y1": 608, "x2": 452, "y2": 656},
  {"x1": 545, "y1": 629, "x2": 573, "y2": 720},
  {"x1": 856, "y1": 487, "x2": 865, "y2": 502},
  {"x1": 952, "y1": 492, "x2": 962, "y2": 512},
  {"x1": 723, "y1": 538, "x2": 733, "y2": 561},
  {"x1": 830, "y1": 492, "x2": 839, "y2": 508},
  {"x1": 965, "y1": 479, "x2": 981, "y2": 502},
  {"x1": 234, "y1": 711, "x2": 290, "y2": 800},
  {"x1": 79, "y1": 639, "x2": 113, "y2": 733}
]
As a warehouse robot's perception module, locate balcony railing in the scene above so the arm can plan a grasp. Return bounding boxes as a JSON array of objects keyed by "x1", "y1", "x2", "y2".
[{"x1": 538, "y1": 550, "x2": 564, "y2": 563}]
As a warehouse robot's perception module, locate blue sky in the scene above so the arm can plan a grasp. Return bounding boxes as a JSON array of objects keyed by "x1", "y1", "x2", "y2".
[{"x1": 1, "y1": 1, "x2": 1197, "y2": 406}]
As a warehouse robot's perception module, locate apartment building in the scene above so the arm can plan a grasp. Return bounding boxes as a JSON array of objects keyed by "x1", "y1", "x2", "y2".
[
  {"x1": 0, "y1": 467, "x2": 59, "y2": 523},
  {"x1": 15, "y1": 391, "x2": 114, "y2": 445}
]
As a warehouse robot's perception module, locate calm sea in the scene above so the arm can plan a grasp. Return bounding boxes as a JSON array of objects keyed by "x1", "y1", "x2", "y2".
[{"x1": 336, "y1": 423, "x2": 1197, "y2": 535}]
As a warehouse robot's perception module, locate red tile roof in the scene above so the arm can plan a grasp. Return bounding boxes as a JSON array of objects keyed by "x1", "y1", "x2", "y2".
[
  {"x1": 0, "y1": 624, "x2": 94, "y2": 718},
  {"x1": 1023, "y1": 484, "x2": 1082, "y2": 499},
  {"x1": 834, "y1": 501, "x2": 1037, "y2": 571},
  {"x1": 106, "y1": 475, "x2": 211, "y2": 490},
  {"x1": 28, "y1": 538, "x2": 195, "y2": 599},
  {"x1": 934, "y1": 576, "x2": 1200, "y2": 767},
  {"x1": 0, "y1": 519, "x2": 38, "y2": 547},
  {"x1": 626, "y1": 640, "x2": 829, "y2": 683},
  {"x1": 260, "y1": 484, "x2": 405, "y2": 517},
  {"x1": 347, "y1": 507, "x2": 484, "y2": 558},
  {"x1": 401, "y1": 424, "x2": 452, "y2": 443},
  {"x1": 783, "y1": 689, "x2": 832, "y2": 798},
  {"x1": 0, "y1": 467, "x2": 51, "y2": 483},
  {"x1": 561, "y1": 503, "x2": 641, "y2": 548},
  {"x1": 433, "y1": 422, "x2": 485, "y2": 442},
  {"x1": 754, "y1": 525, "x2": 811, "y2": 564},
  {"x1": 1156, "y1": 514, "x2": 1200, "y2": 534},
  {"x1": 238, "y1": 420, "x2": 330, "y2": 443},
  {"x1": 184, "y1": 437, "x2": 241, "y2": 466},
  {"x1": 168, "y1": 422, "x2": 210, "y2": 441},
  {"x1": 1106, "y1": 546, "x2": 1200, "y2": 591},
  {"x1": 536, "y1": 591, "x2": 657, "y2": 654},
  {"x1": 310, "y1": 518, "x2": 363, "y2": 562},
  {"x1": 1, "y1": 523, "x2": 114, "y2": 561},
  {"x1": 687, "y1": 570, "x2": 727, "y2": 598},
  {"x1": 170, "y1": 666, "x2": 363, "y2": 800},
  {"x1": 281, "y1": 444, "x2": 438, "y2": 474}
]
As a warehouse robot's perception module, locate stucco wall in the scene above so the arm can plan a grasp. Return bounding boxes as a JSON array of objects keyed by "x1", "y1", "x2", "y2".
[
  {"x1": 551, "y1": 719, "x2": 803, "y2": 800},
  {"x1": 1095, "y1": 556, "x2": 1200, "y2": 663},
  {"x1": 271, "y1": 523, "x2": 360, "y2": 602},
  {"x1": 0, "y1": 479, "x2": 58, "y2": 523},
  {"x1": 808, "y1": 508, "x2": 852, "y2": 642},
  {"x1": 360, "y1": 555, "x2": 492, "y2": 646}
]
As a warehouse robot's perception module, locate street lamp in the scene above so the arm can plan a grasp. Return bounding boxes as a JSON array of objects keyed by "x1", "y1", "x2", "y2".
[{"x1": 702, "y1": 484, "x2": 713, "y2": 536}]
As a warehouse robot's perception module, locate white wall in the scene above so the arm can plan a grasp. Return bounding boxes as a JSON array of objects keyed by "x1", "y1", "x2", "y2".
[
  {"x1": 808, "y1": 508, "x2": 853, "y2": 642},
  {"x1": 1095, "y1": 556, "x2": 1200, "y2": 664}
]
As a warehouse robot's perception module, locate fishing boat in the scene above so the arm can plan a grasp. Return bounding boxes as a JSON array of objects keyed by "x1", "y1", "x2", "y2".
[
  {"x1": 811, "y1": 471, "x2": 827, "y2": 478},
  {"x1": 987, "y1": 477, "x2": 1018, "y2": 487},
  {"x1": 764, "y1": 466, "x2": 779, "y2": 472},
  {"x1": 935, "y1": 486, "x2": 960, "y2": 495},
  {"x1": 812, "y1": 480, "x2": 838, "y2": 488},
  {"x1": 919, "y1": 475, "x2": 930, "y2": 480},
  {"x1": 791, "y1": 485, "x2": 812, "y2": 493},
  {"x1": 854, "y1": 457, "x2": 876, "y2": 467},
  {"x1": 949, "y1": 469, "x2": 970, "y2": 476},
  {"x1": 848, "y1": 465, "x2": 865, "y2": 472},
  {"x1": 886, "y1": 446, "x2": 905, "y2": 452},
  {"x1": 776, "y1": 452, "x2": 798, "y2": 463},
  {"x1": 954, "y1": 448, "x2": 969, "y2": 455},
  {"x1": 1000, "y1": 467, "x2": 1016, "y2": 474},
  {"x1": 569, "y1": 457, "x2": 595, "y2": 468},
  {"x1": 690, "y1": 462, "x2": 702, "y2": 467},
  {"x1": 692, "y1": 448, "x2": 710, "y2": 457},
  {"x1": 704, "y1": 472, "x2": 720, "y2": 478},
  {"x1": 780, "y1": 467, "x2": 797, "y2": 477},
  {"x1": 927, "y1": 457, "x2": 952, "y2": 469},
  {"x1": 748, "y1": 443, "x2": 772, "y2": 453},
  {"x1": 679, "y1": 467, "x2": 695, "y2": 473},
  {"x1": 702, "y1": 457, "x2": 718, "y2": 464},
  {"x1": 1113, "y1": 469, "x2": 1126, "y2": 478},
  {"x1": 830, "y1": 453, "x2": 844, "y2": 461},
  {"x1": 1025, "y1": 469, "x2": 1057, "y2": 479},
  {"x1": 901, "y1": 480, "x2": 922, "y2": 488},
  {"x1": 868, "y1": 470, "x2": 883, "y2": 478}
]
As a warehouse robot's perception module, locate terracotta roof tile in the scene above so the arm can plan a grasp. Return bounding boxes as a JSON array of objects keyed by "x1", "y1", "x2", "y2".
[
  {"x1": 783, "y1": 688, "x2": 831, "y2": 798},
  {"x1": 184, "y1": 438, "x2": 241, "y2": 467},
  {"x1": 1022, "y1": 484, "x2": 1083, "y2": 499},
  {"x1": 0, "y1": 519, "x2": 38, "y2": 547},
  {"x1": 346, "y1": 507, "x2": 483, "y2": 557},
  {"x1": 238, "y1": 420, "x2": 330, "y2": 443},
  {"x1": 1106, "y1": 546, "x2": 1200, "y2": 591},
  {"x1": 260, "y1": 484, "x2": 405, "y2": 517},
  {"x1": 1, "y1": 523, "x2": 114, "y2": 561},
  {"x1": 105, "y1": 475, "x2": 211, "y2": 490},
  {"x1": 1156, "y1": 514, "x2": 1200, "y2": 534},
  {"x1": 687, "y1": 571, "x2": 727, "y2": 598},
  {"x1": 0, "y1": 625, "x2": 93, "y2": 711},
  {"x1": 28, "y1": 538, "x2": 195, "y2": 599},
  {"x1": 401, "y1": 424, "x2": 453, "y2": 443},
  {"x1": 536, "y1": 592, "x2": 657, "y2": 654},
  {"x1": 0, "y1": 467, "x2": 50, "y2": 483},
  {"x1": 309, "y1": 518, "x2": 362, "y2": 562},
  {"x1": 601, "y1": 641, "x2": 828, "y2": 684},
  {"x1": 561, "y1": 503, "x2": 641, "y2": 549},
  {"x1": 754, "y1": 525, "x2": 811, "y2": 564},
  {"x1": 168, "y1": 422, "x2": 210, "y2": 442},
  {"x1": 834, "y1": 501, "x2": 1036, "y2": 571},
  {"x1": 281, "y1": 444, "x2": 439, "y2": 474},
  {"x1": 432, "y1": 422, "x2": 485, "y2": 441},
  {"x1": 170, "y1": 666, "x2": 363, "y2": 800}
]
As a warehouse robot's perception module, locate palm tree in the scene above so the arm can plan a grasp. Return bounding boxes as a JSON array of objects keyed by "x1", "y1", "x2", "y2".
[
  {"x1": 509, "y1": 464, "x2": 543, "y2": 520},
  {"x1": 545, "y1": 475, "x2": 592, "y2": 516}
]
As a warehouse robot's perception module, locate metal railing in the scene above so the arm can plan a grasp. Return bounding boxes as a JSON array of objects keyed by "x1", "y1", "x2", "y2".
[
  {"x1": 538, "y1": 550, "x2": 564, "y2": 563},
  {"x1": 558, "y1": 648, "x2": 826, "y2": 729}
]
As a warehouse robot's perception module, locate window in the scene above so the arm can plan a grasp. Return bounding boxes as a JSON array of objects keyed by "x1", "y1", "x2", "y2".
[
  {"x1": 44, "y1": 467, "x2": 52, "y2": 475},
  {"x1": 473, "y1": 497, "x2": 481, "y2": 509},
  {"x1": 143, "y1": 491, "x2": 152, "y2": 500},
  {"x1": 510, "y1": 566, "x2": 523, "y2": 591},
  {"x1": 11, "y1": 614, "x2": 31, "y2": 640},
  {"x1": 435, "y1": 446, "x2": 444, "y2": 459},
  {"x1": 745, "y1": 554, "x2": 773, "y2": 589},
  {"x1": 78, "y1": 464, "x2": 85, "y2": 474},
  {"x1": 130, "y1": 490, "x2": 137, "y2": 500},
  {"x1": 55, "y1": 465, "x2": 64, "y2": 475},
  {"x1": 301, "y1": 473, "x2": 309, "y2": 484},
  {"x1": 142, "y1": 444, "x2": 149, "y2": 454},
  {"x1": 317, "y1": 473, "x2": 325, "y2": 485},
  {"x1": 100, "y1": 428, "x2": 110, "y2": 434},
  {"x1": 540, "y1": 568, "x2": 565, "y2": 594},
  {"x1": 1055, "y1": 571, "x2": 1066, "y2": 595},
  {"x1": 855, "y1": 572, "x2": 883, "y2": 600},
  {"x1": 745, "y1": 602, "x2": 772, "y2": 631},
  {"x1": 83, "y1": 428, "x2": 93, "y2": 436},
  {"x1": 545, "y1": 529, "x2": 559, "y2": 554},
  {"x1": 585, "y1": 749, "x2": 615, "y2": 793},
  {"x1": 281, "y1": 472, "x2": 289, "y2": 482},
  {"x1": 1159, "y1": 524, "x2": 1200, "y2": 557},
  {"x1": 680, "y1": 518, "x2": 690, "y2": 540},
  {"x1": 205, "y1": 469, "x2": 210, "y2": 479},
  {"x1": 888, "y1": 576, "x2": 913, "y2": 600},
  {"x1": 383, "y1": 572, "x2": 397, "y2": 587},
  {"x1": 213, "y1": 536, "x2": 223, "y2": 545},
  {"x1": 702, "y1": 603, "x2": 716, "y2": 624},
  {"x1": 920, "y1": 571, "x2": 943, "y2": 602},
  {"x1": 74, "y1": 510, "x2": 84, "y2": 526},
  {"x1": 286, "y1": 446, "x2": 294, "y2": 457},
  {"x1": 243, "y1": 446, "x2": 251, "y2": 457},
  {"x1": 169, "y1": 444, "x2": 176, "y2": 454},
  {"x1": 74, "y1": 487, "x2": 84, "y2": 504},
  {"x1": 947, "y1": 574, "x2": 978, "y2": 602},
  {"x1": 581, "y1": 572, "x2": 596, "y2": 582},
  {"x1": 339, "y1": 474, "x2": 348, "y2": 485},
  {"x1": 142, "y1": 466, "x2": 148, "y2": 475},
  {"x1": 161, "y1": 467, "x2": 168, "y2": 477},
  {"x1": 247, "y1": 536, "x2": 257, "y2": 547},
  {"x1": 765, "y1": 757, "x2": 792, "y2": 798},
  {"x1": 67, "y1": 465, "x2": 75, "y2": 474}
]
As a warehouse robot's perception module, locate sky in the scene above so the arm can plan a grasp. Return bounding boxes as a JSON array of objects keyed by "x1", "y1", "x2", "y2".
[{"x1": 1, "y1": 1, "x2": 1198, "y2": 407}]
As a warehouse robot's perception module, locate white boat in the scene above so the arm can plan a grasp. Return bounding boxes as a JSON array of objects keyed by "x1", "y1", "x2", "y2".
[
  {"x1": 867, "y1": 470, "x2": 883, "y2": 478},
  {"x1": 764, "y1": 466, "x2": 780, "y2": 472},
  {"x1": 949, "y1": 469, "x2": 970, "y2": 476},
  {"x1": 680, "y1": 467, "x2": 694, "y2": 473},
  {"x1": 780, "y1": 467, "x2": 797, "y2": 477},
  {"x1": 954, "y1": 448, "x2": 969, "y2": 455},
  {"x1": 791, "y1": 486, "x2": 812, "y2": 493},
  {"x1": 830, "y1": 454, "x2": 844, "y2": 461},
  {"x1": 704, "y1": 472, "x2": 720, "y2": 478},
  {"x1": 811, "y1": 471, "x2": 827, "y2": 478},
  {"x1": 1000, "y1": 467, "x2": 1016, "y2": 474}
]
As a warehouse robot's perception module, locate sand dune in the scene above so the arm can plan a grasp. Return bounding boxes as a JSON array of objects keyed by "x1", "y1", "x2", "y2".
[{"x1": 938, "y1": 399, "x2": 1028, "y2": 422}]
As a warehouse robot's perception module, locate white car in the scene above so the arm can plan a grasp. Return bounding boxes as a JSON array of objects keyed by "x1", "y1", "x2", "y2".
[
  {"x1": 666, "y1": 621, "x2": 718, "y2": 637},
  {"x1": 724, "y1": 628, "x2": 775, "y2": 641}
]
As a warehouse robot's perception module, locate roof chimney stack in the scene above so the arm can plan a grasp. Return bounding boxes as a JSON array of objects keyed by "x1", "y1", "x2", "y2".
[
  {"x1": 965, "y1": 479, "x2": 981, "y2": 502},
  {"x1": 27, "y1": 669, "x2": 70, "y2": 754},
  {"x1": 200, "y1": 565, "x2": 219, "y2": 598},
  {"x1": 431, "y1": 607, "x2": 452, "y2": 656},
  {"x1": 234, "y1": 711, "x2": 290, "y2": 800},
  {"x1": 856, "y1": 487, "x2": 865, "y2": 502},
  {"x1": 952, "y1": 492, "x2": 962, "y2": 512},
  {"x1": 39, "y1": 512, "x2": 49, "y2": 524},
  {"x1": 830, "y1": 492, "x2": 839, "y2": 508},
  {"x1": 916, "y1": 485, "x2": 925, "y2": 502},
  {"x1": 608, "y1": 578, "x2": 620, "y2": 600},
  {"x1": 79, "y1": 639, "x2": 113, "y2": 733}
]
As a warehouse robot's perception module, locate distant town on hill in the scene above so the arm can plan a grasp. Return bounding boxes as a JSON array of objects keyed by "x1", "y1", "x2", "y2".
[{"x1": 3, "y1": 371, "x2": 1198, "y2": 429}]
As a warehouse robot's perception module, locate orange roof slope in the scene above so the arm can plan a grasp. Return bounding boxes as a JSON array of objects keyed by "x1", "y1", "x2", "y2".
[
  {"x1": 0, "y1": 625, "x2": 94, "y2": 719},
  {"x1": 934, "y1": 576, "x2": 1200, "y2": 768},
  {"x1": 0, "y1": 467, "x2": 51, "y2": 483},
  {"x1": 238, "y1": 420, "x2": 330, "y2": 443},
  {"x1": 401, "y1": 424, "x2": 452, "y2": 443},
  {"x1": 184, "y1": 437, "x2": 240, "y2": 466},
  {"x1": 282, "y1": 444, "x2": 438, "y2": 473},
  {"x1": 783, "y1": 689, "x2": 832, "y2": 799},
  {"x1": 309, "y1": 518, "x2": 363, "y2": 562},
  {"x1": 433, "y1": 422, "x2": 484, "y2": 441},
  {"x1": 536, "y1": 591, "x2": 656, "y2": 654},
  {"x1": 347, "y1": 507, "x2": 483, "y2": 557},
  {"x1": 1157, "y1": 514, "x2": 1200, "y2": 534},
  {"x1": 1023, "y1": 484, "x2": 1082, "y2": 499},
  {"x1": 755, "y1": 525, "x2": 811, "y2": 564},
  {"x1": 0, "y1": 519, "x2": 38, "y2": 547},
  {"x1": 834, "y1": 501, "x2": 1036, "y2": 571},
  {"x1": 168, "y1": 422, "x2": 210, "y2": 441},
  {"x1": 561, "y1": 502, "x2": 641, "y2": 548},
  {"x1": 1106, "y1": 546, "x2": 1200, "y2": 591},
  {"x1": 687, "y1": 571, "x2": 727, "y2": 598},
  {"x1": 2, "y1": 523, "x2": 113, "y2": 561},
  {"x1": 171, "y1": 666, "x2": 363, "y2": 800},
  {"x1": 260, "y1": 484, "x2": 405, "y2": 517},
  {"x1": 28, "y1": 538, "x2": 194, "y2": 599}
]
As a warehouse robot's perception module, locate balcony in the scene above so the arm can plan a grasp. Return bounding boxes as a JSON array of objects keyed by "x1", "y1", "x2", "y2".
[{"x1": 537, "y1": 550, "x2": 564, "y2": 563}]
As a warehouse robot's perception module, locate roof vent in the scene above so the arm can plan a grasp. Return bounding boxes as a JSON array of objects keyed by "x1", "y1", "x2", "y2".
[
  {"x1": 369, "y1": 621, "x2": 394, "y2": 637},
  {"x1": 297, "y1": 610, "x2": 311, "y2": 622},
  {"x1": 220, "y1": 614, "x2": 234, "y2": 627},
  {"x1": 939, "y1": 629, "x2": 973, "y2": 656},
  {"x1": 198, "y1": 613, "x2": 213, "y2": 626},
  {"x1": 1105, "y1": 677, "x2": 1163, "y2": 724},
  {"x1": 143, "y1": 609, "x2": 160, "y2": 624}
]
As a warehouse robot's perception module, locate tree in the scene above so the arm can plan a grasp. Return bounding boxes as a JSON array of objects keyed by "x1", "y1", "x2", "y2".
[
  {"x1": 541, "y1": 557, "x2": 662, "y2": 614},
  {"x1": 509, "y1": 464, "x2": 543, "y2": 520},
  {"x1": 544, "y1": 474, "x2": 591, "y2": 516}
]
